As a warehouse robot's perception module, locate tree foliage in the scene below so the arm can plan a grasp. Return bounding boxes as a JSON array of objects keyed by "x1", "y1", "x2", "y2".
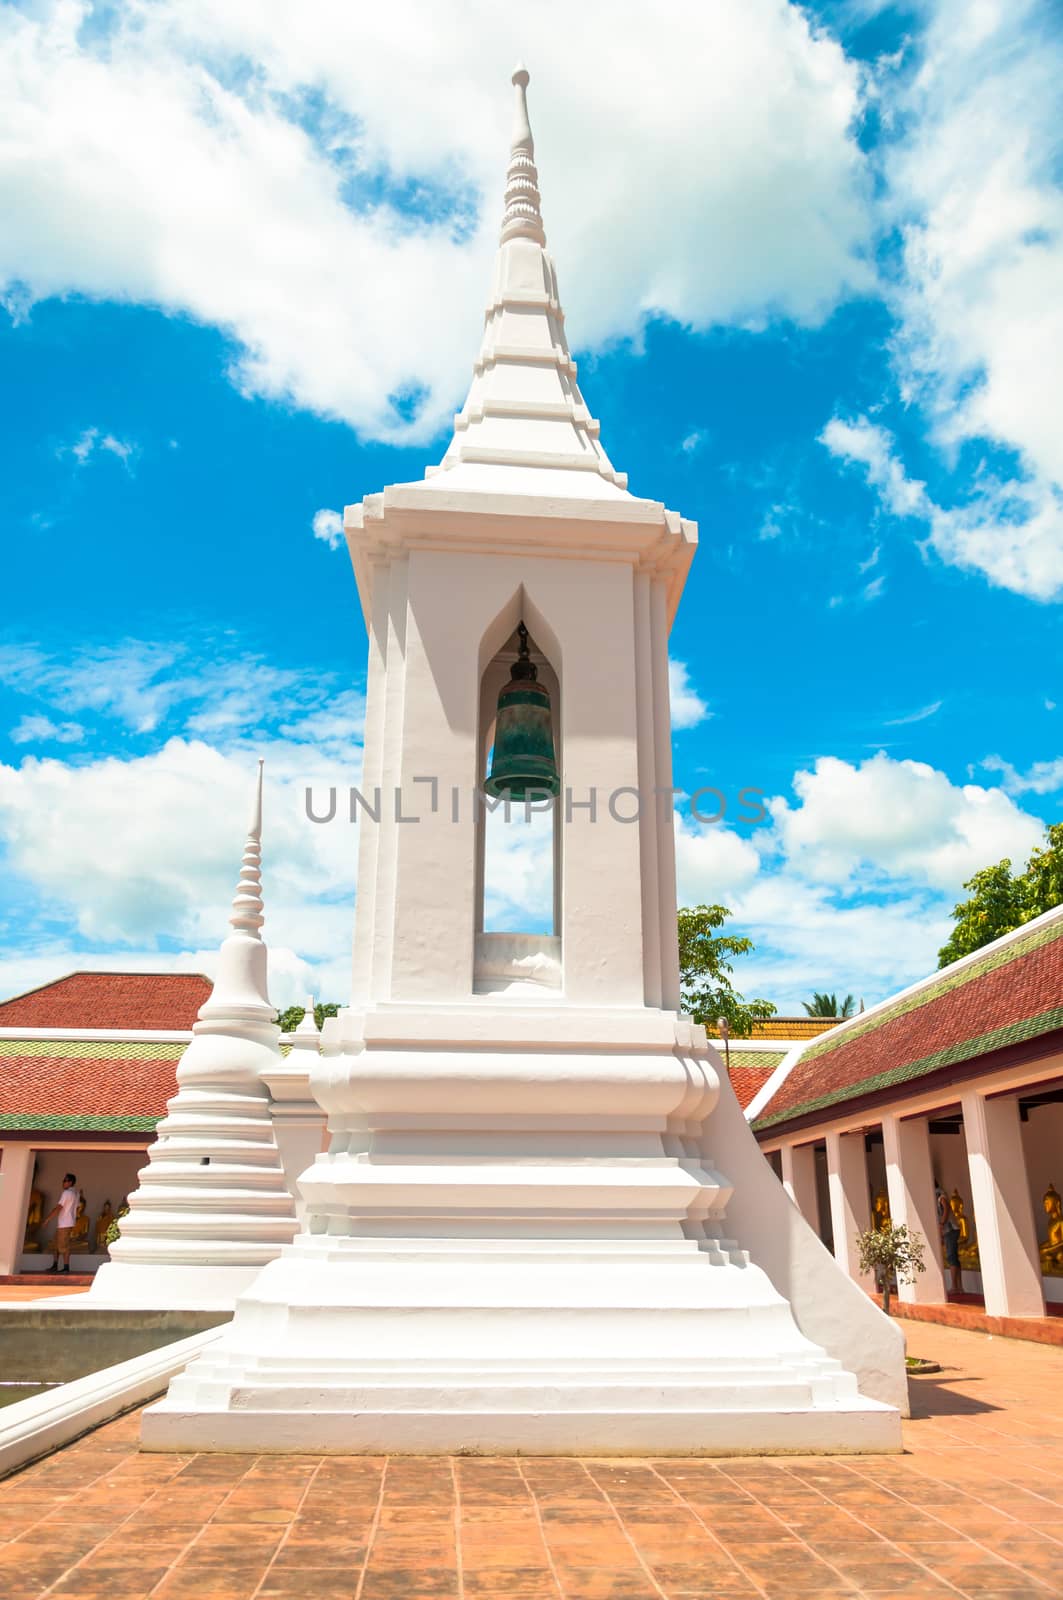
[
  {"x1": 677, "y1": 904, "x2": 776, "y2": 1037},
  {"x1": 856, "y1": 1221, "x2": 926, "y2": 1314},
  {"x1": 276, "y1": 1003, "x2": 340, "y2": 1032},
  {"x1": 802, "y1": 991, "x2": 855, "y2": 1019},
  {"x1": 938, "y1": 822, "x2": 1063, "y2": 967}
]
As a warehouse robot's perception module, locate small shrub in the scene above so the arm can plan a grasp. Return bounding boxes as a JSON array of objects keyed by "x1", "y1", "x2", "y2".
[
  {"x1": 104, "y1": 1205, "x2": 130, "y2": 1250},
  {"x1": 856, "y1": 1221, "x2": 926, "y2": 1314}
]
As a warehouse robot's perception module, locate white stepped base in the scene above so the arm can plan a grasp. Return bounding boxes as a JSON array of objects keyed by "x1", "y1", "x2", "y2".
[
  {"x1": 86, "y1": 1261, "x2": 255, "y2": 1311},
  {"x1": 144, "y1": 1394, "x2": 898, "y2": 1456},
  {"x1": 140, "y1": 1237, "x2": 901, "y2": 1455}
]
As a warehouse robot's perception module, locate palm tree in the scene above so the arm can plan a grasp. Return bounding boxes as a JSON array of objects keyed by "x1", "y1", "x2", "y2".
[{"x1": 803, "y1": 991, "x2": 856, "y2": 1019}]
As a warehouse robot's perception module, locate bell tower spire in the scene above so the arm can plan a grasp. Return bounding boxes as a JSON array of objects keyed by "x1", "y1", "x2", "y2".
[
  {"x1": 501, "y1": 66, "x2": 545, "y2": 247},
  {"x1": 432, "y1": 66, "x2": 627, "y2": 490}
]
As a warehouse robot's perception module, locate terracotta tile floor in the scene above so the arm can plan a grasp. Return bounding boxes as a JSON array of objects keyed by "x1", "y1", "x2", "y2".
[{"x1": 1, "y1": 1323, "x2": 1062, "y2": 1600}]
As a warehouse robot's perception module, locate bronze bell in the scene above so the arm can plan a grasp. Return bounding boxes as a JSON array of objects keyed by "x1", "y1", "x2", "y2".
[{"x1": 484, "y1": 623, "x2": 560, "y2": 801}]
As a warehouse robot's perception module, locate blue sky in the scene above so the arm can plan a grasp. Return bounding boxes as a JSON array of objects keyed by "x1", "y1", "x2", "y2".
[{"x1": 0, "y1": 0, "x2": 1060, "y2": 1012}]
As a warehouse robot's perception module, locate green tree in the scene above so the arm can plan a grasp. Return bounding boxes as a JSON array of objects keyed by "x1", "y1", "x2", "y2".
[
  {"x1": 276, "y1": 1003, "x2": 340, "y2": 1032},
  {"x1": 1024, "y1": 823, "x2": 1063, "y2": 917},
  {"x1": 938, "y1": 823, "x2": 1063, "y2": 967},
  {"x1": 856, "y1": 1221, "x2": 926, "y2": 1315},
  {"x1": 677, "y1": 904, "x2": 776, "y2": 1037},
  {"x1": 802, "y1": 992, "x2": 855, "y2": 1019}
]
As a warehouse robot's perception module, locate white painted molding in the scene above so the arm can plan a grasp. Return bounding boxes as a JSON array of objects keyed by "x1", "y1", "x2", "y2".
[{"x1": 0, "y1": 1326, "x2": 222, "y2": 1481}]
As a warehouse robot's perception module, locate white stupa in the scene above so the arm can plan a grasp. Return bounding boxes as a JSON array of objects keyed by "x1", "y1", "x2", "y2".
[
  {"x1": 90, "y1": 761, "x2": 298, "y2": 1308},
  {"x1": 143, "y1": 71, "x2": 903, "y2": 1451}
]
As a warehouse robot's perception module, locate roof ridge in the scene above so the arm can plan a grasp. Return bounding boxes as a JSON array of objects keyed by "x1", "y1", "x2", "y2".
[{"x1": 0, "y1": 971, "x2": 213, "y2": 1007}]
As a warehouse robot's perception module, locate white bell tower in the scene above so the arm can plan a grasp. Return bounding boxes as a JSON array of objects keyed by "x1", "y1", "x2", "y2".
[{"x1": 144, "y1": 70, "x2": 903, "y2": 1453}]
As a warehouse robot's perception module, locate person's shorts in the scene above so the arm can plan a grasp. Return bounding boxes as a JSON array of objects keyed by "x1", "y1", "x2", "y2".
[
  {"x1": 943, "y1": 1230, "x2": 960, "y2": 1268},
  {"x1": 56, "y1": 1227, "x2": 73, "y2": 1249}
]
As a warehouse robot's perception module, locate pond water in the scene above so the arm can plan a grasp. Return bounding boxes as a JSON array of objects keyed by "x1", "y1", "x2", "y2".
[{"x1": 0, "y1": 1383, "x2": 62, "y2": 1408}]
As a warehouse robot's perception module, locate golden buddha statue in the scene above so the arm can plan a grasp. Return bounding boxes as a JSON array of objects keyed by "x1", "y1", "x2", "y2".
[
  {"x1": 22, "y1": 1179, "x2": 44, "y2": 1252},
  {"x1": 1041, "y1": 1184, "x2": 1063, "y2": 1276},
  {"x1": 69, "y1": 1190, "x2": 90, "y2": 1252},
  {"x1": 872, "y1": 1189, "x2": 891, "y2": 1231},
  {"x1": 93, "y1": 1199, "x2": 114, "y2": 1253},
  {"x1": 950, "y1": 1189, "x2": 980, "y2": 1270}
]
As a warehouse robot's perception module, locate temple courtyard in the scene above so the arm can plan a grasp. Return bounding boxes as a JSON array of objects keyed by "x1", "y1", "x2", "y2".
[{"x1": 0, "y1": 1323, "x2": 1059, "y2": 1600}]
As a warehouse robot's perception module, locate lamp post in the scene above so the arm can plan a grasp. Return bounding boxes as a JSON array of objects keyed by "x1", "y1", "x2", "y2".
[{"x1": 716, "y1": 1015, "x2": 731, "y2": 1077}]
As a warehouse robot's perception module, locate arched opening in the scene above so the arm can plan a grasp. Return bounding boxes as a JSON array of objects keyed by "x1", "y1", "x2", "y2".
[{"x1": 474, "y1": 595, "x2": 562, "y2": 997}]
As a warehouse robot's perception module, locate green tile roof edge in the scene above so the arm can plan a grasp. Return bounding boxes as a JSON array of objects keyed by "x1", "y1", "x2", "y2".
[
  {"x1": 727, "y1": 1051, "x2": 786, "y2": 1070},
  {"x1": 0, "y1": 1113, "x2": 160, "y2": 1131},
  {"x1": 799, "y1": 916, "x2": 1063, "y2": 1066},
  {"x1": 0, "y1": 1039, "x2": 186, "y2": 1060},
  {"x1": 753, "y1": 1002, "x2": 1063, "y2": 1132}
]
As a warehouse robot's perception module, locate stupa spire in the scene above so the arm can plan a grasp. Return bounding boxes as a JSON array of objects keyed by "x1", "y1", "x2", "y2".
[
  {"x1": 87, "y1": 758, "x2": 298, "y2": 1308},
  {"x1": 229, "y1": 758, "x2": 265, "y2": 938},
  {"x1": 430, "y1": 65, "x2": 628, "y2": 492},
  {"x1": 199, "y1": 758, "x2": 272, "y2": 1018}
]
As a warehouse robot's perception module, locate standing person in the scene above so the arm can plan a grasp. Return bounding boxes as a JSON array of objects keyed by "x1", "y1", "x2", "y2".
[
  {"x1": 43, "y1": 1173, "x2": 79, "y2": 1274},
  {"x1": 936, "y1": 1181, "x2": 962, "y2": 1296}
]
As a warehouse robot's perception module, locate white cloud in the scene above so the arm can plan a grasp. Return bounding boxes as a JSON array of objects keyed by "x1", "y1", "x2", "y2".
[
  {"x1": 483, "y1": 805, "x2": 554, "y2": 931},
  {"x1": 675, "y1": 813, "x2": 761, "y2": 906},
  {"x1": 981, "y1": 753, "x2": 1063, "y2": 797},
  {"x1": 0, "y1": 639, "x2": 365, "y2": 752},
  {"x1": 0, "y1": 0, "x2": 872, "y2": 443},
  {"x1": 819, "y1": 415, "x2": 928, "y2": 519},
  {"x1": 669, "y1": 659, "x2": 711, "y2": 731},
  {"x1": 769, "y1": 751, "x2": 1044, "y2": 890},
  {"x1": 884, "y1": 700, "x2": 941, "y2": 727},
  {"x1": 311, "y1": 508, "x2": 344, "y2": 550},
  {"x1": 0, "y1": 641, "x2": 179, "y2": 734},
  {"x1": 9, "y1": 714, "x2": 85, "y2": 745},
  {"x1": 62, "y1": 426, "x2": 137, "y2": 468},
  {"x1": 0, "y1": 633, "x2": 374, "y2": 1006},
  {"x1": 820, "y1": 412, "x2": 1063, "y2": 601},
  {"x1": 668, "y1": 747, "x2": 1051, "y2": 1009},
  {"x1": 875, "y1": 0, "x2": 1063, "y2": 599},
  {"x1": 0, "y1": 736, "x2": 356, "y2": 978},
  {"x1": 679, "y1": 430, "x2": 707, "y2": 456}
]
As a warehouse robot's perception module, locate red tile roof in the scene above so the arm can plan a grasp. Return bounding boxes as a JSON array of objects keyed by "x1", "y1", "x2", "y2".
[
  {"x1": 0, "y1": 972, "x2": 211, "y2": 1031},
  {"x1": 0, "y1": 1042, "x2": 182, "y2": 1131},
  {"x1": 729, "y1": 1065, "x2": 778, "y2": 1109},
  {"x1": 754, "y1": 912, "x2": 1063, "y2": 1135},
  {"x1": 720, "y1": 1050, "x2": 788, "y2": 1110}
]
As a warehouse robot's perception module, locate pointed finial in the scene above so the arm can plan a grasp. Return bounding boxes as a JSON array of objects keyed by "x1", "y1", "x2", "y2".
[
  {"x1": 229, "y1": 759, "x2": 265, "y2": 938},
  {"x1": 511, "y1": 65, "x2": 533, "y2": 154},
  {"x1": 296, "y1": 995, "x2": 318, "y2": 1034},
  {"x1": 501, "y1": 64, "x2": 545, "y2": 247}
]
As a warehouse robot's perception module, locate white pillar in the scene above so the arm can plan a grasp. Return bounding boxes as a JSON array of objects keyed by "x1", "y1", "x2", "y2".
[
  {"x1": 780, "y1": 1142, "x2": 819, "y2": 1231},
  {"x1": 882, "y1": 1112, "x2": 946, "y2": 1303},
  {"x1": 961, "y1": 1089, "x2": 1045, "y2": 1319},
  {"x1": 826, "y1": 1130, "x2": 872, "y2": 1284},
  {"x1": 0, "y1": 1145, "x2": 36, "y2": 1275}
]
